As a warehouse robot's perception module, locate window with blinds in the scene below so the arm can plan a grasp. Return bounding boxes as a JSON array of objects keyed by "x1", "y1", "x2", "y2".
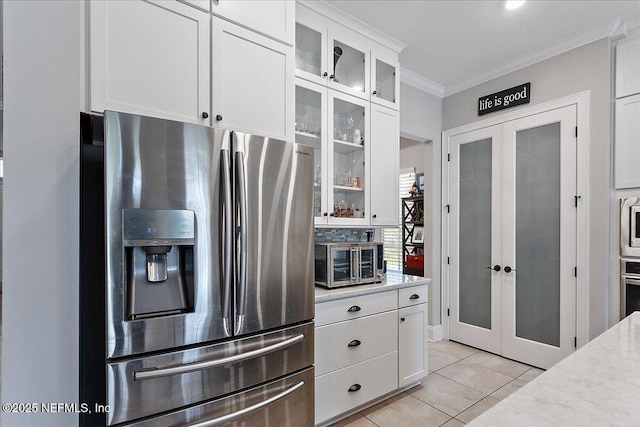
[{"x1": 382, "y1": 168, "x2": 416, "y2": 271}]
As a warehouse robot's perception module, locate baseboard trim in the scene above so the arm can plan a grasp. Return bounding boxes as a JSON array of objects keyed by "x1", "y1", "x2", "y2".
[{"x1": 429, "y1": 324, "x2": 443, "y2": 342}]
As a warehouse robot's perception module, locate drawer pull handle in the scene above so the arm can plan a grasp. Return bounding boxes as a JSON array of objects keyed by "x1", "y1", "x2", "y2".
[
  {"x1": 348, "y1": 384, "x2": 362, "y2": 392},
  {"x1": 347, "y1": 305, "x2": 361, "y2": 313},
  {"x1": 409, "y1": 294, "x2": 420, "y2": 300},
  {"x1": 347, "y1": 339, "x2": 361, "y2": 347},
  {"x1": 401, "y1": 317, "x2": 405, "y2": 322}
]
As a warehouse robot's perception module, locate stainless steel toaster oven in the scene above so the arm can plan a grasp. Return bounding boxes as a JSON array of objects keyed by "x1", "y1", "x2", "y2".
[{"x1": 315, "y1": 242, "x2": 384, "y2": 288}]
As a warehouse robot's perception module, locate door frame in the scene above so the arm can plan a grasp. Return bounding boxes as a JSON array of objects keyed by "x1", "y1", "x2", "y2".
[{"x1": 441, "y1": 91, "x2": 591, "y2": 350}]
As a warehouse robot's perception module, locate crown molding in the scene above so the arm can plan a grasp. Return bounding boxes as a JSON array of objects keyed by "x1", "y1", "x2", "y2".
[
  {"x1": 443, "y1": 20, "x2": 619, "y2": 97},
  {"x1": 297, "y1": 0, "x2": 407, "y2": 53},
  {"x1": 400, "y1": 67, "x2": 445, "y2": 98}
]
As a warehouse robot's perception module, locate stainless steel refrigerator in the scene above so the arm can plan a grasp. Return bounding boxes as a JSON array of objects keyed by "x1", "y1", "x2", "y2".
[{"x1": 80, "y1": 111, "x2": 315, "y2": 426}]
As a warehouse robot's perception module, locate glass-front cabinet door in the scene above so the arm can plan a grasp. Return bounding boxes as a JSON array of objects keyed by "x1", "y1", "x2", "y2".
[
  {"x1": 328, "y1": 91, "x2": 369, "y2": 226},
  {"x1": 371, "y1": 48, "x2": 399, "y2": 110},
  {"x1": 295, "y1": 78, "x2": 328, "y2": 224},
  {"x1": 295, "y1": 19, "x2": 328, "y2": 86},
  {"x1": 328, "y1": 27, "x2": 370, "y2": 101}
]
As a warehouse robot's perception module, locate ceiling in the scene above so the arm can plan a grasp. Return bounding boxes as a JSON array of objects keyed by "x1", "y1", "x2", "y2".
[{"x1": 325, "y1": 0, "x2": 640, "y2": 96}]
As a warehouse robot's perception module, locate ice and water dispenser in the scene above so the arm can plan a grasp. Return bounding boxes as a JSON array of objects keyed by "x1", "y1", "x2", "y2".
[{"x1": 123, "y1": 209, "x2": 195, "y2": 320}]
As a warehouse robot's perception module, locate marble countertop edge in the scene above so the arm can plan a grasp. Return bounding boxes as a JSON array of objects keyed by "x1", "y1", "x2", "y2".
[{"x1": 314, "y1": 270, "x2": 431, "y2": 303}]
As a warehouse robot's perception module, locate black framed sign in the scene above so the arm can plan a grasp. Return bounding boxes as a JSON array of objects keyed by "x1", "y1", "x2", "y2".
[{"x1": 478, "y1": 83, "x2": 531, "y2": 116}]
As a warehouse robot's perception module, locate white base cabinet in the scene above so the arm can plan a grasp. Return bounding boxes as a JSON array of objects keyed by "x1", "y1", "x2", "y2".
[
  {"x1": 398, "y1": 303, "x2": 428, "y2": 387},
  {"x1": 314, "y1": 285, "x2": 428, "y2": 426}
]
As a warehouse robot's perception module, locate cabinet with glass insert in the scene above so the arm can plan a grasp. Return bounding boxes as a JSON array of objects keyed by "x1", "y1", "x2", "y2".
[
  {"x1": 295, "y1": 5, "x2": 371, "y2": 102},
  {"x1": 295, "y1": 78, "x2": 327, "y2": 223},
  {"x1": 329, "y1": 91, "x2": 369, "y2": 225},
  {"x1": 295, "y1": 78, "x2": 369, "y2": 226}
]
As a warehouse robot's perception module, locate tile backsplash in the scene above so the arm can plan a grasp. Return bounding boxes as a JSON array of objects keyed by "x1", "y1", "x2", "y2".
[{"x1": 314, "y1": 228, "x2": 375, "y2": 243}]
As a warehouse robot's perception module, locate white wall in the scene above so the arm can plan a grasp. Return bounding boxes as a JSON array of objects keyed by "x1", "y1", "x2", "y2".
[
  {"x1": 399, "y1": 82, "x2": 442, "y2": 327},
  {"x1": 443, "y1": 38, "x2": 611, "y2": 339},
  {"x1": 2, "y1": 2, "x2": 81, "y2": 426}
]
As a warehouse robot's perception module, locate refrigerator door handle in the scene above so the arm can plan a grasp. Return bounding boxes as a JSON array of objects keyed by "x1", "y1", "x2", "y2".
[
  {"x1": 134, "y1": 333, "x2": 305, "y2": 381},
  {"x1": 235, "y1": 150, "x2": 249, "y2": 335},
  {"x1": 185, "y1": 381, "x2": 305, "y2": 427},
  {"x1": 221, "y1": 148, "x2": 233, "y2": 337}
]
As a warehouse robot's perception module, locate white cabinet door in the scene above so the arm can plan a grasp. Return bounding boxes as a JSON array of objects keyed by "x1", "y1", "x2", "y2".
[
  {"x1": 179, "y1": 0, "x2": 210, "y2": 13},
  {"x1": 370, "y1": 104, "x2": 399, "y2": 226},
  {"x1": 616, "y1": 35, "x2": 640, "y2": 98},
  {"x1": 371, "y1": 46, "x2": 399, "y2": 110},
  {"x1": 295, "y1": 4, "x2": 330, "y2": 87},
  {"x1": 212, "y1": 17, "x2": 294, "y2": 140},
  {"x1": 615, "y1": 94, "x2": 640, "y2": 188},
  {"x1": 295, "y1": 78, "x2": 328, "y2": 224},
  {"x1": 398, "y1": 303, "x2": 428, "y2": 388},
  {"x1": 212, "y1": 0, "x2": 295, "y2": 46},
  {"x1": 328, "y1": 25, "x2": 371, "y2": 102},
  {"x1": 90, "y1": 0, "x2": 210, "y2": 124},
  {"x1": 328, "y1": 90, "x2": 369, "y2": 225}
]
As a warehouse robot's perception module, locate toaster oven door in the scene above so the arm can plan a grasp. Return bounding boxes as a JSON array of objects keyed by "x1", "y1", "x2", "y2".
[
  {"x1": 359, "y1": 245, "x2": 377, "y2": 283},
  {"x1": 330, "y1": 246, "x2": 355, "y2": 287}
]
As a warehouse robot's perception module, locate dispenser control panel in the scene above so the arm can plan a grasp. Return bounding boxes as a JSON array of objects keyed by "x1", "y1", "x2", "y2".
[{"x1": 123, "y1": 209, "x2": 195, "y2": 246}]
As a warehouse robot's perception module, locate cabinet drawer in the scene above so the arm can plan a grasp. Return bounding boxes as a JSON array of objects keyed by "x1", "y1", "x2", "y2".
[
  {"x1": 316, "y1": 291, "x2": 397, "y2": 326},
  {"x1": 315, "y1": 311, "x2": 397, "y2": 376},
  {"x1": 398, "y1": 285, "x2": 428, "y2": 308},
  {"x1": 315, "y1": 352, "x2": 398, "y2": 425}
]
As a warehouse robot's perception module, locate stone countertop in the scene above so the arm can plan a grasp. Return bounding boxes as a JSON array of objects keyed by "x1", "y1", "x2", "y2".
[
  {"x1": 314, "y1": 270, "x2": 430, "y2": 303},
  {"x1": 469, "y1": 311, "x2": 640, "y2": 426}
]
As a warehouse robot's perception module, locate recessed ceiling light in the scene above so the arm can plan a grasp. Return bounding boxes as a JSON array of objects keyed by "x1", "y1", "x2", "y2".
[{"x1": 505, "y1": 0, "x2": 525, "y2": 10}]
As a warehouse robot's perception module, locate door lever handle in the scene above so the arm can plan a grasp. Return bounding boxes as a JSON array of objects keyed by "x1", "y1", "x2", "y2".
[
  {"x1": 486, "y1": 265, "x2": 501, "y2": 272},
  {"x1": 504, "y1": 266, "x2": 516, "y2": 273}
]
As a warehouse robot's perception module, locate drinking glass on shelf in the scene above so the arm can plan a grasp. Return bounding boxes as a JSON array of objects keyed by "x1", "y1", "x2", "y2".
[{"x1": 299, "y1": 116, "x2": 309, "y2": 133}]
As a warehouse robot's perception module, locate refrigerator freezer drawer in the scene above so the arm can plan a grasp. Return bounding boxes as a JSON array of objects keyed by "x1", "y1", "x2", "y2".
[
  {"x1": 107, "y1": 322, "x2": 314, "y2": 425},
  {"x1": 127, "y1": 367, "x2": 314, "y2": 427}
]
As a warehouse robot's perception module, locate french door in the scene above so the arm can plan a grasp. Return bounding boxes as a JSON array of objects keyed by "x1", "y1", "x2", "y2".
[{"x1": 448, "y1": 106, "x2": 577, "y2": 369}]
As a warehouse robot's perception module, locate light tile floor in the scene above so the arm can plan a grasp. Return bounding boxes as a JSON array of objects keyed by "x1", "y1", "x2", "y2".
[{"x1": 330, "y1": 340, "x2": 544, "y2": 427}]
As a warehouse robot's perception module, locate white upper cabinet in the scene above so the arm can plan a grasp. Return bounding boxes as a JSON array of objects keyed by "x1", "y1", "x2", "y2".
[
  {"x1": 90, "y1": 0, "x2": 210, "y2": 124},
  {"x1": 370, "y1": 105, "x2": 399, "y2": 226},
  {"x1": 179, "y1": 0, "x2": 210, "y2": 13},
  {"x1": 295, "y1": 5, "x2": 373, "y2": 102},
  {"x1": 295, "y1": 79, "x2": 329, "y2": 224},
  {"x1": 295, "y1": 10, "x2": 328, "y2": 86},
  {"x1": 371, "y1": 47, "x2": 400, "y2": 110},
  {"x1": 212, "y1": 17, "x2": 294, "y2": 140},
  {"x1": 616, "y1": 34, "x2": 640, "y2": 98},
  {"x1": 211, "y1": 0, "x2": 295, "y2": 46},
  {"x1": 615, "y1": 93, "x2": 640, "y2": 189}
]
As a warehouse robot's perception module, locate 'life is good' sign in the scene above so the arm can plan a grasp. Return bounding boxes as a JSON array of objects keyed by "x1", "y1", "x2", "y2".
[{"x1": 478, "y1": 83, "x2": 531, "y2": 116}]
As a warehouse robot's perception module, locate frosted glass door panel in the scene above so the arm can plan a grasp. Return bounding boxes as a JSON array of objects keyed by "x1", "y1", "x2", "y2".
[
  {"x1": 296, "y1": 23, "x2": 322, "y2": 77},
  {"x1": 459, "y1": 139, "x2": 493, "y2": 330},
  {"x1": 515, "y1": 123, "x2": 561, "y2": 347}
]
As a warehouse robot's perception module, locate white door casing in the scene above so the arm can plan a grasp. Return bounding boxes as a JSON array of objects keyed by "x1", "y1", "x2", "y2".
[{"x1": 447, "y1": 104, "x2": 578, "y2": 369}]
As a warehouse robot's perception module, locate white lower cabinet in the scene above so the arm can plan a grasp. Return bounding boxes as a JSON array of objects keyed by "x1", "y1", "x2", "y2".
[
  {"x1": 398, "y1": 303, "x2": 428, "y2": 387},
  {"x1": 314, "y1": 285, "x2": 428, "y2": 425},
  {"x1": 315, "y1": 352, "x2": 398, "y2": 425}
]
